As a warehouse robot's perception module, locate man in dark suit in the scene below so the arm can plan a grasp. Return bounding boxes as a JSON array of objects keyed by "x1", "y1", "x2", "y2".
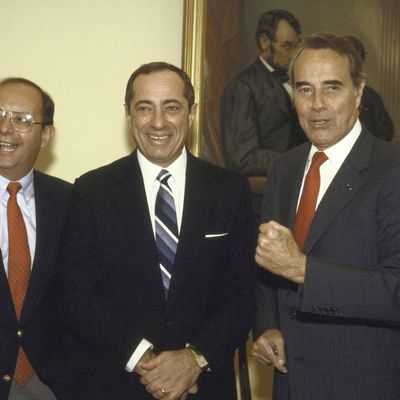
[
  {"x1": 252, "y1": 33, "x2": 400, "y2": 399},
  {"x1": 0, "y1": 78, "x2": 77, "y2": 400},
  {"x1": 220, "y1": 10, "x2": 305, "y2": 183},
  {"x1": 343, "y1": 35, "x2": 394, "y2": 141},
  {"x1": 59, "y1": 62, "x2": 255, "y2": 400}
]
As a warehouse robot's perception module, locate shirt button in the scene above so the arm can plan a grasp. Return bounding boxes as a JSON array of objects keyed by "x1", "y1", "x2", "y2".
[
  {"x1": 2, "y1": 375, "x2": 11, "y2": 382},
  {"x1": 288, "y1": 309, "x2": 297, "y2": 320},
  {"x1": 16, "y1": 329, "x2": 23, "y2": 337}
]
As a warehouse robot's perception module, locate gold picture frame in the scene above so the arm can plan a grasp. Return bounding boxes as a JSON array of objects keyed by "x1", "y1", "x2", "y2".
[{"x1": 181, "y1": 0, "x2": 206, "y2": 157}]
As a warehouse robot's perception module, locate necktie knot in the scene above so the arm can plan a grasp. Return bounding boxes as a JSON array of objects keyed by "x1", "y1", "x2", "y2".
[
  {"x1": 7, "y1": 182, "x2": 22, "y2": 197},
  {"x1": 157, "y1": 170, "x2": 171, "y2": 186},
  {"x1": 310, "y1": 151, "x2": 328, "y2": 169},
  {"x1": 273, "y1": 69, "x2": 289, "y2": 84}
]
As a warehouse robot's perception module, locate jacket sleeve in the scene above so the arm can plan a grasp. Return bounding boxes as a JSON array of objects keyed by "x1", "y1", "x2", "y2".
[
  {"x1": 58, "y1": 179, "x2": 150, "y2": 370},
  {"x1": 189, "y1": 177, "x2": 256, "y2": 371}
]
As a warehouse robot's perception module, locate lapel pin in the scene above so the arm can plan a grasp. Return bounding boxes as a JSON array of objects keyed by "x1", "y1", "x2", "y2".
[{"x1": 346, "y1": 183, "x2": 352, "y2": 191}]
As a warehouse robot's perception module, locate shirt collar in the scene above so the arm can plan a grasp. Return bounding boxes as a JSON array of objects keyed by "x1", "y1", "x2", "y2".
[
  {"x1": 308, "y1": 119, "x2": 362, "y2": 169},
  {"x1": 259, "y1": 56, "x2": 274, "y2": 72},
  {"x1": 137, "y1": 148, "x2": 187, "y2": 187},
  {"x1": 0, "y1": 169, "x2": 35, "y2": 203}
]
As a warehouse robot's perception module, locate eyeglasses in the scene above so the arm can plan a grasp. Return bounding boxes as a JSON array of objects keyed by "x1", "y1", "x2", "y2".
[{"x1": 0, "y1": 107, "x2": 44, "y2": 132}]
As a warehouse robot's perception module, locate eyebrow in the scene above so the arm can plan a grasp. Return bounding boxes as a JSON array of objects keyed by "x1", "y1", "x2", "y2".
[
  {"x1": 134, "y1": 98, "x2": 183, "y2": 107},
  {"x1": 295, "y1": 79, "x2": 344, "y2": 88}
]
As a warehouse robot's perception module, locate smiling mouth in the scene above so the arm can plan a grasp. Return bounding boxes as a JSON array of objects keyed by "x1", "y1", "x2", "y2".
[
  {"x1": 309, "y1": 119, "x2": 330, "y2": 127},
  {"x1": 147, "y1": 134, "x2": 170, "y2": 142},
  {"x1": 0, "y1": 142, "x2": 18, "y2": 152}
]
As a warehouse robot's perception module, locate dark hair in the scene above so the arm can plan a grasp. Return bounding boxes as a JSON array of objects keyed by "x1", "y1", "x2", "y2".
[
  {"x1": 255, "y1": 9, "x2": 301, "y2": 49},
  {"x1": 342, "y1": 35, "x2": 366, "y2": 62},
  {"x1": 289, "y1": 33, "x2": 365, "y2": 88},
  {"x1": 125, "y1": 62, "x2": 195, "y2": 109},
  {"x1": 0, "y1": 77, "x2": 54, "y2": 125}
]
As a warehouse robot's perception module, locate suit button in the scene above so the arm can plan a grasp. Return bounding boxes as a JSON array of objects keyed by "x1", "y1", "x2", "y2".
[
  {"x1": 16, "y1": 329, "x2": 23, "y2": 337},
  {"x1": 288, "y1": 309, "x2": 296, "y2": 320},
  {"x1": 2, "y1": 375, "x2": 11, "y2": 382}
]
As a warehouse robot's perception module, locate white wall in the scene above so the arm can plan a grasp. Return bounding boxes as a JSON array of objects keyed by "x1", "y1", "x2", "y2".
[{"x1": 0, "y1": 0, "x2": 183, "y2": 182}]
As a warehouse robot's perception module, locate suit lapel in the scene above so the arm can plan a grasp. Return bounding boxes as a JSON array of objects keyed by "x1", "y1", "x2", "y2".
[
  {"x1": 255, "y1": 59, "x2": 293, "y2": 118},
  {"x1": 111, "y1": 153, "x2": 166, "y2": 306},
  {"x1": 167, "y1": 154, "x2": 211, "y2": 309},
  {"x1": 0, "y1": 256, "x2": 16, "y2": 319},
  {"x1": 280, "y1": 144, "x2": 310, "y2": 229},
  {"x1": 303, "y1": 131, "x2": 372, "y2": 252},
  {"x1": 21, "y1": 173, "x2": 58, "y2": 322}
]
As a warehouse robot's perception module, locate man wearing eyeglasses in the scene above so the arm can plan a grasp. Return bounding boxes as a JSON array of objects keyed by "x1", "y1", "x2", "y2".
[{"x1": 0, "y1": 78, "x2": 78, "y2": 400}]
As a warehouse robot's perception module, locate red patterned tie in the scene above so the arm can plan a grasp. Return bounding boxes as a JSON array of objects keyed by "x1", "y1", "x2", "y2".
[
  {"x1": 293, "y1": 152, "x2": 328, "y2": 249},
  {"x1": 7, "y1": 182, "x2": 34, "y2": 386}
]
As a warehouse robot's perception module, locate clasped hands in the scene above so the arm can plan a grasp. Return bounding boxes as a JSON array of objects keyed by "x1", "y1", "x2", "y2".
[
  {"x1": 134, "y1": 348, "x2": 201, "y2": 400},
  {"x1": 255, "y1": 220, "x2": 306, "y2": 284}
]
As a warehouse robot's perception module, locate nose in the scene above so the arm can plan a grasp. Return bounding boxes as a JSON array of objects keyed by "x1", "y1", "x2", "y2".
[
  {"x1": 311, "y1": 89, "x2": 326, "y2": 112},
  {"x1": 0, "y1": 113, "x2": 14, "y2": 135},
  {"x1": 151, "y1": 107, "x2": 167, "y2": 129}
]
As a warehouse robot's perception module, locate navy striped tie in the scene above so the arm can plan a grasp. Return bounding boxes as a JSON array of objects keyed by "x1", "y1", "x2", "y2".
[{"x1": 155, "y1": 170, "x2": 179, "y2": 298}]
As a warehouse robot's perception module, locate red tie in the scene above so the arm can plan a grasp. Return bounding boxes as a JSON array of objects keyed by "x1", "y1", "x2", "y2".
[
  {"x1": 293, "y1": 152, "x2": 328, "y2": 249},
  {"x1": 7, "y1": 182, "x2": 34, "y2": 386}
]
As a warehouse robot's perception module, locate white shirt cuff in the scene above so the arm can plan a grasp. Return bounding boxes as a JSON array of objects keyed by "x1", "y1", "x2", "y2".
[{"x1": 125, "y1": 338, "x2": 153, "y2": 372}]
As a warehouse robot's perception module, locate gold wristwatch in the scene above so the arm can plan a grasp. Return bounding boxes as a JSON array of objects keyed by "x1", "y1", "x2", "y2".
[{"x1": 188, "y1": 345, "x2": 208, "y2": 370}]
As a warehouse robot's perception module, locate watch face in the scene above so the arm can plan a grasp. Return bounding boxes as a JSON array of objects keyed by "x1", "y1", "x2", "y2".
[
  {"x1": 189, "y1": 347, "x2": 208, "y2": 369},
  {"x1": 197, "y1": 355, "x2": 208, "y2": 369}
]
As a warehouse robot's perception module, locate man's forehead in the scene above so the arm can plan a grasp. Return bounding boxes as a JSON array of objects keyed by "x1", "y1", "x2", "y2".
[
  {"x1": 133, "y1": 70, "x2": 183, "y2": 87},
  {"x1": 131, "y1": 71, "x2": 186, "y2": 101},
  {"x1": 294, "y1": 49, "x2": 350, "y2": 77},
  {"x1": 0, "y1": 83, "x2": 42, "y2": 109},
  {"x1": 275, "y1": 19, "x2": 299, "y2": 40}
]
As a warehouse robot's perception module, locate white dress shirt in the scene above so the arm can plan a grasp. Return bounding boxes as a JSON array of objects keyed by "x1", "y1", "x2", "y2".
[
  {"x1": 0, "y1": 170, "x2": 36, "y2": 274},
  {"x1": 259, "y1": 55, "x2": 293, "y2": 98},
  {"x1": 297, "y1": 120, "x2": 362, "y2": 210},
  {"x1": 125, "y1": 149, "x2": 187, "y2": 372}
]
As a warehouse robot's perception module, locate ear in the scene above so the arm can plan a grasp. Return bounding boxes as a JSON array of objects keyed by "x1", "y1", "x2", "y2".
[
  {"x1": 40, "y1": 125, "x2": 55, "y2": 149},
  {"x1": 124, "y1": 103, "x2": 132, "y2": 127},
  {"x1": 355, "y1": 80, "x2": 365, "y2": 109},
  {"x1": 188, "y1": 103, "x2": 197, "y2": 127},
  {"x1": 259, "y1": 33, "x2": 271, "y2": 51}
]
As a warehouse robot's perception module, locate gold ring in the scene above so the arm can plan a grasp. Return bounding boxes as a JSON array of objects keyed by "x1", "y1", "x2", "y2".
[{"x1": 159, "y1": 388, "x2": 166, "y2": 394}]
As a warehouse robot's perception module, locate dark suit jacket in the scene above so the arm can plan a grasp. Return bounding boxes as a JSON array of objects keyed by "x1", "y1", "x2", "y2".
[
  {"x1": 0, "y1": 171, "x2": 77, "y2": 400},
  {"x1": 360, "y1": 85, "x2": 394, "y2": 141},
  {"x1": 220, "y1": 58, "x2": 305, "y2": 177},
  {"x1": 254, "y1": 130, "x2": 400, "y2": 400},
  {"x1": 59, "y1": 151, "x2": 255, "y2": 399}
]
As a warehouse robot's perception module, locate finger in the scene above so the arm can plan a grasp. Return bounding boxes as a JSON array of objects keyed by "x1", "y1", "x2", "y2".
[
  {"x1": 251, "y1": 350, "x2": 272, "y2": 366},
  {"x1": 251, "y1": 344, "x2": 274, "y2": 366},
  {"x1": 269, "y1": 343, "x2": 287, "y2": 373},
  {"x1": 188, "y1": 384, "x2": 198, "y2": 394},
  {"x1": 148, "y1": 387, "x2": 164, "y2": 400},
  {"x1": 272, "y1": 359, "x2": 288, "y2": 374},
  {"x1": 141, "y1": 357, "x2": 160, "y2": 370},
  {"x1": 148, "y1": 384, "x2": 168, "y2": 399},
  {"x1": 258, "y1": 222, "x2": 270, "y2": 234}
]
